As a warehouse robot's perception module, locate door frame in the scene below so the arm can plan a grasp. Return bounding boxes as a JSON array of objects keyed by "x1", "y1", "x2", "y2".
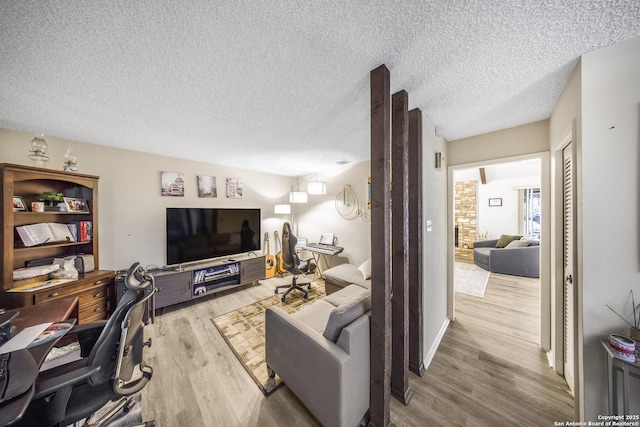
[
  {"x1": 447, "y1": 152, "x2": 551, "y2": 352},
  {"x1": 551, "y1": 121, "x2": 581, "y2": 416}
]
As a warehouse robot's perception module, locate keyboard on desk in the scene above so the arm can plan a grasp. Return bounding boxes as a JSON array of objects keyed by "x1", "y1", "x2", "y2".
[{"x1": 303, "y1": 243, "x2": 344, "y2": 255}]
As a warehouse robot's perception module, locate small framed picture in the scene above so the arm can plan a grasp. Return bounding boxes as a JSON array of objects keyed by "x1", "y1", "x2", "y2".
[
  {"x1": 226, "y1": 177, "x2": 243, "y2": 199},
  {"x1": 161, "y1": 171, "x2": 185, "y2": 197},
  {"x1": 197, "y1": 175, "x2": 217, "y2": 198},
  {"x1": 13, "y1": 196, "x2": 27, "y2": 211},
  {"x1": 64, "y1": 197, "x2": 90, "y2": 213},
  {"x1": 488, "y1": 198, "x2": 502, "y2": 207}
]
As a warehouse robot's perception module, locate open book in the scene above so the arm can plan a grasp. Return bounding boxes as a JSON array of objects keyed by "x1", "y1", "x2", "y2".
[{"x1": 16, "y1": 223, "x2": 76, "y2": 247}]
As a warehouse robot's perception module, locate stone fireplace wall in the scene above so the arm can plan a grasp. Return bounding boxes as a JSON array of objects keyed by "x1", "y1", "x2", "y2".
[{"x1": 455, "y1": 181, "x2": 477, "y2": 262}]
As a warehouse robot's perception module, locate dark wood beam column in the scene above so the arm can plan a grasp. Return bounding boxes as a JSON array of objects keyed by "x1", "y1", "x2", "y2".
[
  {"x1": 390, "y1": 90, "x2": 413, "y2": 405},
  {"x1": 408, "y1": 108, "x2": 425, "y2": 376},
  {"x1": 369, "y1": 64, "x2": 392, "y2": 427}
]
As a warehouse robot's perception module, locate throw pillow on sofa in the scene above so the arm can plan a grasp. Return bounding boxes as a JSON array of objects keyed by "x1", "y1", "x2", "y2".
[
  {"x1": 495, "y1": 234, "x2": 522, "y2": 248},
  {"x1": 505, "y1": 239, "x2": 529, "y2": 248},
  {"x1": 322, "y1": 292, "x2": 371, "y2": 342},
  {"x1": 357, "y1": 258, "x2": 372, "y2": 280}
]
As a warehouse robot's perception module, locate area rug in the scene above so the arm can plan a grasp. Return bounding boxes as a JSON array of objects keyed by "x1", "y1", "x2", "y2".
[
  {"x1": 212, "y1": 277, "x2": 325, "y2": 395},
  {"x1": 454, "y1": 262, "x2": 490, "y2": 297}
]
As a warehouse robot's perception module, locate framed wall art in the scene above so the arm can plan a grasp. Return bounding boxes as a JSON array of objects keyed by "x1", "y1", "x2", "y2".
[
  {"x1": 226, "y1": 178, "x2": 243, "y2": 199},
  {"x1": 161, "y1": 172, "x2": 185, "y2": 197},
  {"x1": 197, "y1": 175, "x2": 217, "y2": 198}
]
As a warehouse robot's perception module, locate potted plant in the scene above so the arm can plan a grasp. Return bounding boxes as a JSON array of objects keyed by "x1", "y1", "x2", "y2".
[{"x1": 37, "y1": 191, "x2": 65, "y2": 211}]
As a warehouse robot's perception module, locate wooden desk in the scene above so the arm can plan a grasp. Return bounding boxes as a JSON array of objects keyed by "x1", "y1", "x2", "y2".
[
  {"x1": 8, "y1": 296, "x2": 79, "y2": 332},
  {"x1": 0, "y1": 296, "x2": 79, "y2": 427}
]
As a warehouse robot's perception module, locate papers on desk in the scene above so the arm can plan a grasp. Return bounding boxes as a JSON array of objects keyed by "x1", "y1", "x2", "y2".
[
  {"x1": 12, "y1": 264, "x2": 60, "y2": 281},
  {"x1": 0, "y1": 323, "x2": 51, "y2": 354},
  {"x1": 6, "y1": 278, "x2": 73, "y2": 293},
  {"x1": 28, "y1": 323, "x2": 73, "y2": 348},
  {"x1": 0, "y1": 322, "x2": 74, "y2": 355}
]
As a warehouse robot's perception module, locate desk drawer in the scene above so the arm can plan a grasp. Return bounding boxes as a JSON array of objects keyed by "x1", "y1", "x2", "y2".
[
  {"x1": 34, "y1": 281, "x2": 105, "y2": 304},
  {"x1": 80, "y1": 297, "x2": 110, "y2": 323},
  {"x1": 31, "y1": 271, "x2": 115, "y2": 324},
  {"x1": 78, "y1": 285, "x2": 110, "y2": 307}
]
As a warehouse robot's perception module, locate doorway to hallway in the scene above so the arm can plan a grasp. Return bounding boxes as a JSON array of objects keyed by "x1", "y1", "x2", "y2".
[{"x1": 452, "y1": 158, "x2": 543, "y2": 343}]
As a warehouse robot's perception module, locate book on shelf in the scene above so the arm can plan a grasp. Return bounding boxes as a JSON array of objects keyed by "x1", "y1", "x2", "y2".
[
  {"x1": 16, "y1": 223, "x2": 76, "y2": 247},
  {"x1": 66, "y1": 223, "x2": 78, "y2": 241},
  {"x1": 79, "y1": 221, "x2": 92, "y2": 242},
  {"x1": 66, "y1": 221, "x2": 92, "y2": 242}
]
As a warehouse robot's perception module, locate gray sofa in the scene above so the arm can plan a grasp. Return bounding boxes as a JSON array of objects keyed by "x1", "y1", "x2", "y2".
[
  {"x1": 322, "y1": 262, "x2": 371, "y2": 294},
  {"x1": 265, "y1": 284, "x2": 370, "y2": 427},
  {"x1": 473, "y1": 238, "x2": 540, "y2": 278}
]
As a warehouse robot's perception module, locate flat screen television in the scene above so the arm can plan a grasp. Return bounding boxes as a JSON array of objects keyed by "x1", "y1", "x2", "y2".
[{"x1": 166, "y1": 208, "x2": 261, "y2": 265}]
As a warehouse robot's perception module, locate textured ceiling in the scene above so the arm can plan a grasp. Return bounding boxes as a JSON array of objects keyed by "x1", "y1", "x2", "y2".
[{"x1": 1, "y1": 1, "x2": 639, "y2": 176}]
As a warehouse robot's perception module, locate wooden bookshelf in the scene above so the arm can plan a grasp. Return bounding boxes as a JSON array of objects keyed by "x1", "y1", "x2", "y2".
[{"x1": 1, "y1": 163, "x2": 114, "y2": 323}]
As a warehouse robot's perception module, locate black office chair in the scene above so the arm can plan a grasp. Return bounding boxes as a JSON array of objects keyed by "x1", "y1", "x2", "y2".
[
  {"x1": 274, "y1": 222, "x2": 312, "y2": 302},
  {"x1": 16, "y1": 262, "x2": 156, "y2": 427}
]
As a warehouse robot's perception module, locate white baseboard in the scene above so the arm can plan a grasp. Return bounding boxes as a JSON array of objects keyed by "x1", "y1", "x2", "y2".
[
  {"x1": 546, "y1": 349, "x2": 554, "y2": 368},
  {"x1": 423, "y1": 317, "x2": 450, "y2": 370}
]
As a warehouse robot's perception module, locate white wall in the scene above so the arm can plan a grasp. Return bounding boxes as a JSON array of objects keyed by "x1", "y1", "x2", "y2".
[
  {"x1": 295, "y1": 161, "x2": 371, "y2": 268},
  {"x1": 0, "y1": 128, "x2": 294, "y2": 270},
  {"x1": 477, "y1": 179, "x2": 520, "y2": 238},
  {"x1": 448, "y1": 120, "x2": 550, "y2": 166},
  {"x1": 580, "y1": 35, "x2": 640, "y2": 420},
  {"x1": 421, "y1": 112, "x2": 449, "y2": 366},
  {"x1": 477, "y1": 176, "x2": 541, "y2": 239}
]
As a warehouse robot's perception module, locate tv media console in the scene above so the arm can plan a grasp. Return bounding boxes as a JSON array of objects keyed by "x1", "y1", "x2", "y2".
[{"x1": 149, "y1": 254, "x2": 266, "y2": 310}]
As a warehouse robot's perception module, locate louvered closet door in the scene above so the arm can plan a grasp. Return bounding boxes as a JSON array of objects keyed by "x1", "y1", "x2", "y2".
[{"x1": 563, "y1": 142, "x2": 575, "y2": 394}]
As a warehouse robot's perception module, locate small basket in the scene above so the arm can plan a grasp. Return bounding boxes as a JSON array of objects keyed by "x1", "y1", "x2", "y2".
[{"x1": 610, "y1": 333, "x2": 636, "y2": 362}]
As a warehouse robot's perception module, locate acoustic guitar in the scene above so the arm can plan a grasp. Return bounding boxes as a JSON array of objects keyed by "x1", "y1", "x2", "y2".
[
  {"x1": 274, "y1": 230, "x2": 285, "y2": 275},
  {"x1": 264, "y1": 232, "x2": 276, "y2": 278}
]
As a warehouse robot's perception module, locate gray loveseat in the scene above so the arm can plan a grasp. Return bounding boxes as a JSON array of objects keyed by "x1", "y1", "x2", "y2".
[
  {"x1": 265, "y1": 284, "x2": 371, "y2": 427},
  {"x1": 473, "y1": 238, "x2": 540, "y2": 278}
]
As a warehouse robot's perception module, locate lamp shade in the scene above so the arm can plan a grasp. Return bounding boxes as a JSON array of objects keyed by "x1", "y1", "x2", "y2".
[
  {"x1": 274, "y1": 204, "x2": 291, "y2": 214},
  {"x1": 307, "y1": 180, "x2": 327, "y2": 195},
  {"x1": 289, "y1": 191, "x2": 308, "y2": 203}
]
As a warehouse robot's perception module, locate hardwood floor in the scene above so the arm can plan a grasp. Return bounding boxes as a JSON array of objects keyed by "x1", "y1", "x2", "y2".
[
  {"x1": 141, "y1": 282, "x2": 321, "y2": 427},
  {"x1": 455, "y1": 272, "x2": 541, "y2": 344},
  {"x1": 141, "y1": 274, "x2": 574, "y2": 426},
  {"x1": 394, "y1": 271, "x2": 574, "y2": 426}
]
